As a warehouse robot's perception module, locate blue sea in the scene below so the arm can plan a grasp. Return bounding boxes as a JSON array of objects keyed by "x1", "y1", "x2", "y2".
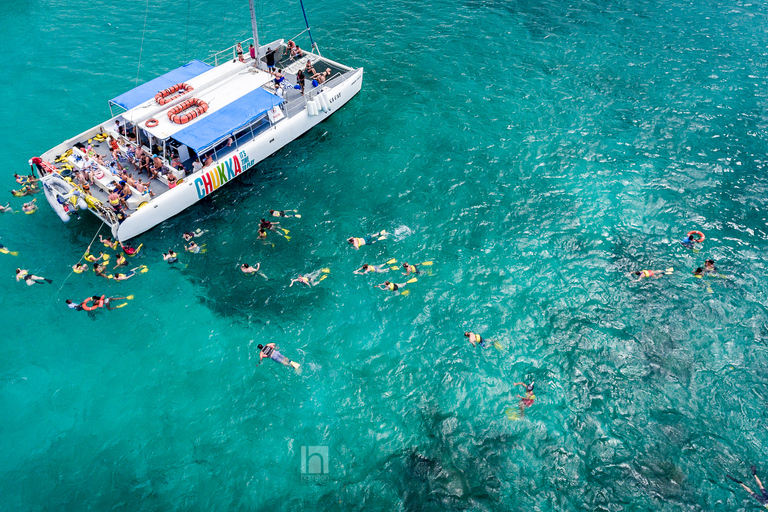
[{"x1": 2, "y1": 0, "x2": 768, "y2": 510}]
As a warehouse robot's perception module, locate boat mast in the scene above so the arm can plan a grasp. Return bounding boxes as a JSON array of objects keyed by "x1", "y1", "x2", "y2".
[{"x1": 248, "y1": 0, "x2": 261, "y2": 67}]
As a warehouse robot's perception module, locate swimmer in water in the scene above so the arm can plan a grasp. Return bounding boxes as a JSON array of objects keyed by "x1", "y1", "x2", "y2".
[
  {"x1": 680, "y1": 234, "x2": 696, "y2": 249},
  {"x1": 269, "y1": 209, "x2": 299, "y2": 218},
  {"x1": 15, "y1": 268, "x2": 52, "y2": 285},
  {"x1": 185, "y1": 241, "x2": 202, "y2": 254},
  {"x1": 513, "y1": 381, "x2": 536, "y2": 417},
  {"x1": 354, "y1": 263, "x2": 389, "y2": 274},
  {"x1": 348, "y1": 230, "x2": 388, "y2": 250},
  {"x1": 93, "y1": 263, "x2": 111, "y2": 279},
  {"x1": 104, "y1": 296, "x2": 131, "y2": 310},
  {"x1": 0, "y1": 202, "x2": 12, "y2": 213},
  {"x1": 72, "y1": 263, "x2": 88, "y2": 273},
  {"x1": 464, "y1": 331, "x2": 490, "y2": 348},
  {"x1": 728, "y1": 465, "x2": 768, "y2": 509},
  {"x1": 633, "y1": 268, "x2": 672, "y2": 281},
  {"x1": 163, "y1": 250, "x2": 178, "y2": 263},
  {"x1": 182, "y1": 229, "x2": 208, "y2": 241},
  {"x1": 22, "y1": 199, "x2": 37, "y2": 213},
  {"x1": 257, "y1": 228, "x2": 268, "y2": 240},
  {"x1": 0, "y1": 243, "x2": 18, "y2": 256},
  {"x1": 84, "y1": 251, "x2": 105, "y2": 263},
  {"x1": 290, "y1": 268, "x2": 327, "y2": 287},
  {"x1": 241, "y1": 263, "x2": 261, "y2": 274},
  {"x1": 114, "y1": 253, "x2": 127, "y2": 268},
  {"x1": 260, "y1": 218, "x2": 279, "y2": 231},
  {"x1": 257, "y1": 343, "x2": 300, "y2": 369},
  {"x1": 377, "y1": 280, "x2": 408, "y2": 293},
  {"x1": 402, "y1": 262, "x2": 420, "y2": 275},
  {"x1": 65, "y1": 299, "x2": 84, "y2": 311},
  {"x1": 99, "y1": 235, "x2": 119, "y2": 250},
  {"x1": 704, "y1": 259, "x2": 717, "y2": 273}
]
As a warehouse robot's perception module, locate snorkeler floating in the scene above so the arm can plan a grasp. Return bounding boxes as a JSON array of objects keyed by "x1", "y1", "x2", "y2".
[
  {"x1": 348, "y1": 230, "x2": 388, "y2": 250},
  {"x1": 182, "y1": 228, "x2": 208, "y2": 241},
  {"x1": 464, "y1": 331, "x2": 491, "y2": 348},
  {"x1": 185, "y1": 241, "x2": 206, "y2": 254},
  {"x1": 290, "y1": 268, "x2": 330, "y2": 287},
  {"x1": 633, "y1": 268, "x2": 673, "y2": 281},
  {"x1": 163, "y1": 250, "x2": 179, "y2": 263},
  {"x1": 241, "y1": 263, "x2": 261, "y2": 274},
  {"x1": 257, "y1": 343, "x2": 300, "y2": 370},
  {"x1": 681, "y1": 230, "x2": 705, "y2": 250},
  {"x1": 728, "y1": 465, "x2": 768, "y2": 508},
  {"x1": 0, "y1": 243, "x2": 18, "y2": 256},
  {"x1": 377, "y1": 278, "x2": 417, "y2": 294},
  {"x1": 354, "y1": 259, "x2": 395, "y2": 274},
  {"x1": 269, "y1": 209, "x2": 300, "y2": 218},
  {"x1": 15, "y1": 268, "x2": 51, "y2": 286}
]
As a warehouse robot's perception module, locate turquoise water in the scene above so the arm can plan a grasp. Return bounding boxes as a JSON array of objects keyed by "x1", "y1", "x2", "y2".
[{"x1": 3, "y1": 0, "x2": 768, "y2": 509}]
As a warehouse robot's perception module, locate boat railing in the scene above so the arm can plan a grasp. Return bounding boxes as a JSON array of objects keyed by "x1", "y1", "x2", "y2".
[
  {"x1": 282, "y1": 69, "x2": 350, "y2": 118},
  {"x1": 208, "y1": 38, "x2": 254, "y2": 67}
]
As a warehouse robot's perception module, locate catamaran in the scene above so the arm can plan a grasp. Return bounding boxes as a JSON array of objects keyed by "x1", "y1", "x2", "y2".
[{"x1": 33, "y1": 0, "x2": 362, "y2": 242}]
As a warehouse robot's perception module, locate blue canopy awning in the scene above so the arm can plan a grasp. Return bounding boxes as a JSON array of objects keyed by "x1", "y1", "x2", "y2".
[
  {"x1": 109, "y1": 60, "x2": 213, "y2": 111},
  {"x1": 172, "y1": 88, "x2": 284, "y2": 153}
]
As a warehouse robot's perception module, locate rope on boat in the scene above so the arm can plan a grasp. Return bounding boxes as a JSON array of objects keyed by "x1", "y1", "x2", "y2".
[
  {"x1": 135, "y1": 0, "x2": 151, "y2": 86},
  {"x1": 55, "y1": 222, "x2": 105, "y2": 295}
]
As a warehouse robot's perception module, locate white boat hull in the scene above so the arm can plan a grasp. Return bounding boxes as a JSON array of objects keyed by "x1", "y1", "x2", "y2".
[{"x1": 115, "y1": 68, "x2": 363, "y2": 241}]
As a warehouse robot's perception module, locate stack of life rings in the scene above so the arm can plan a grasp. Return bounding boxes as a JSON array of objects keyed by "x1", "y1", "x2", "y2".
[
  {"x1": 167, "y1": 98, "x2": 209, "y2": 125},
  {"x1": 154, "y1": 83, "x2": 194, "y2": 106}
]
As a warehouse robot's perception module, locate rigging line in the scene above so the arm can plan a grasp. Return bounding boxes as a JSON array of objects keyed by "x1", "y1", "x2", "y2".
[
  {"x1": 135, "y1": 0, "x2": 151, "y2": 85},
  {"x1": 56, "y1": 222, "x2": 106, "y2": 294},
  {"x1": 185, "y1": 0, "x2": 191, "y2": 61}
]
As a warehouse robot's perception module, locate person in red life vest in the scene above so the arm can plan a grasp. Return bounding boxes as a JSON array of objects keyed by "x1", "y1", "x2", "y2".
[{"x1": 513, "y1": 381, "x2": 536, "y2": 417}]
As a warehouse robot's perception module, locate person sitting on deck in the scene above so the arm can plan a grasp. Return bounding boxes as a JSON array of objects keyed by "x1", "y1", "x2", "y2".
[
  {"x1": 139, "y1": 154, "x2": 152, "y2": 176},
  {"x1": 305, "y1": 60, "x2": 316, "y2": 76},
  {"x1": 192, "y1": 159, "x2": 203, "y2": 173},
  {"x1": 167, "y1": 173, "x2": 178, "y2": 188},
  {"x1": 150, "y1": 155, "x2": 163, "y2": 178},
  {"x1": 204, "y1": 154, "x2": 213, "y2": 166}
]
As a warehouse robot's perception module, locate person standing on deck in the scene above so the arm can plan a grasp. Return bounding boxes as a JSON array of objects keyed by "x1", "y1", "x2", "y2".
[
  {"x1": 249, "y1": 43, "x2": 256, "y2": 61},
  {"x1": 265, "y1": 47, "x2": 277, "y2": 73}
]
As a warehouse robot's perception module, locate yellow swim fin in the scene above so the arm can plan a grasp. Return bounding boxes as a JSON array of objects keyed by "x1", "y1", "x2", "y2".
[
  {"x1": 665, "y1": 268, "x2": 674, "y2": 274},
  {"x1": 126, "y1": 295, "x2": 134, "y2": 300},
  {"x1": 400, "y1": 290, "x2": 410, "y2": 296},
  {"x1": 322, "y1": 268, "x2": 330, "y2": 273},
  {"x1": 290, "y1": 361, "x2": 301, "y2": 370},
  {"x1": 283, "y1": 236, "x2": 291, "y2": 241},
  {"x1": 420, "y1": 261, "x2": 433, "y2": 266},
  {"x1": 10, "y1": 251, "x2": 17, "y2": 256},
  {"x1": 386, "y1": 259, "x2": 397, "y2": 265},
  {"x1": 114, "y1": 303, "x2": 128, "y2": 309},
  {"x1": 390, "y1": 266, "x2": 400, "y2": 270},
  {"x1": 139, "y1": 265, "x2": 148, "y2": 273},
  {"x1": 406, "y1": 277, "x2": 418, "y2": 284},
  {"x1": 281, "y1": 228, "x2": 290, "y2": 234},
  {"x1": 294, "y1": 214, "x2": 301, "y2": 218},
  {"x1": 318, "y1": 274, "x2": 328, "y2": 282}
]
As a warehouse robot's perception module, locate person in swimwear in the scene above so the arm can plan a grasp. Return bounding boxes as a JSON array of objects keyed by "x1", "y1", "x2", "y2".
[
  {"x1": 680, "y1": 234, "x2": 696, "y2": 249},
  {"x1": 185, "y1": 241, "x2": 202, "y2": 254},
  {"x1": 72, "y1": 263, "x2": 88, "y2": 273},
  {"x1": 0, "y1": 202, "x2": 12, "y2": 213},
  {"x1": 377, "y1": 280, "x2": 408, "y2": 294},
  {"x1": 290, "y1": 268, "x2": 326, "y2": 287},
  {"x1": 402, "y1": 262, "x2": 420, "y2": 275},
  {"x1": 114, "y1": 252, "x2": 127, "y2": 268},
  {"x1": 348, "y1": 230, "x2": 388, "y2": 250},
  {"x1": 260, "y1": 218, "x2": 279, "y2": 231},
  {"x1": 104, "y1": 296, "x2": 130, "y2": 310},
  {"x1": 269, "y1": 209, "x2": 298, "y2": 218},
  {"x1": 93, "y1": 263, "x2": 111, "y2": 279},
  {"x1": 0, "y1": 243, "x2": 17, "y2": 255},
  {"x1": 704, "y1": 259, "x2": 717, "y2": 273},
  {"x1": 163, "y1": 250, "x2": 178, "y2": 263},
  {"x1": 257, "y1": 228, "x2": 268, "y2": 240},
  {"x1": 633, "y1": 269, "x2": 668, "y2": 281},
  {"x1": 257, "y1": 343, "x2": 298, "y2": 368},
  {"x1": 22, "y1": 199, "x2": 37, "y2": 213},
  {"x1": 15, "y1": 268, "x2": 51, "y2": 285},
  {"x1": 113, "y1": 270, "x2": 136, "y2": 281},
  {"x1": 728, "y1": 465, "x2": 768, "y2": 509},
  {"x1": 65, "y1": 299, "x2": 84, "y2": 311},
  {"x1": 354, "y1": 263, "x2": 389, "y2": 274},
  {"x1": 513, "y1": 381, "x2": 536, "y2": 417},
  {"x1": 241, "y1": 263, "x2": 260, "y2": 274},
  {"x1": 464, "y1": 331, "x2": 490, "y2": 348},
  {"x1": 99, "y1": 235, "x2": 119, "y2": 250}
]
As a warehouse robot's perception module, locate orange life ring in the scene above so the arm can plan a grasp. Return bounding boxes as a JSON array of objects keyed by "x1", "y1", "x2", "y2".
[
  {"x1": 688, "y1": 230, "x2": 705, "y2": 243},
  {"x1": 81, "y1": 295, "x2": 105, "y2": 311},
  {"x1": 167, "y1": 98, "x2": 209, "y2": 124},
  {"x1": 145, "y1": 118, "x2": 159, "y2": 128},
  {"x1": 154, "y1": 82, "x2": 194, "y2": 105}
]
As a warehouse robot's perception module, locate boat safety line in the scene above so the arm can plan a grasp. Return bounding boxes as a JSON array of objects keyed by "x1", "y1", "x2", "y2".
[
  {"x1": 135, "y1": 0, "x2": 151, "y2": 86},
  {"x1": 55, "y1": 222, "x2": 105, "y2": 294}
]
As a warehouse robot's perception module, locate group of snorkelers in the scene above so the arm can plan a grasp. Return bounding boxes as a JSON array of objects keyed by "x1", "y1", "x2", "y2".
[{"x1": 632, "y1": 231, "x2": 720, "y2": 284}]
